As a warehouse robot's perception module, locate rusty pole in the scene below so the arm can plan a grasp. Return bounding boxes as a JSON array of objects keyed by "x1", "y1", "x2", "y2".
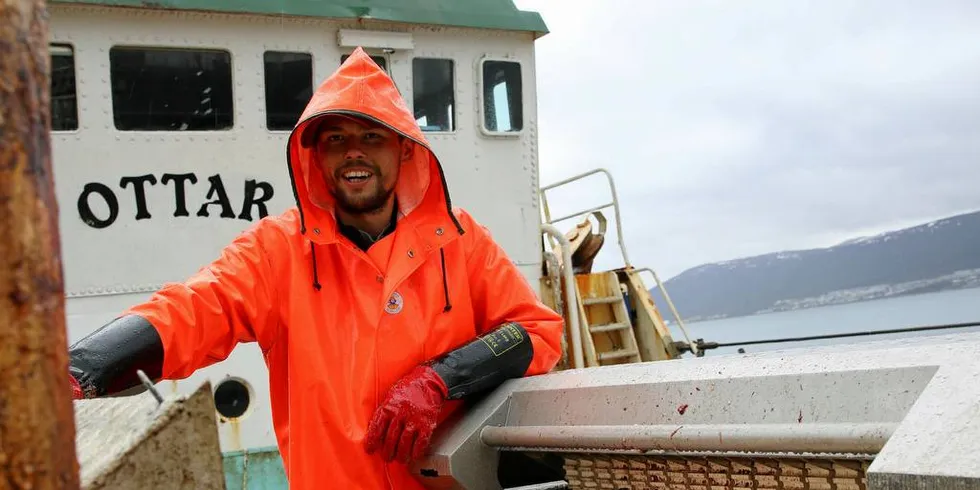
[{"x1": 0, "y1": 1, "x2": 81, "y2": 489}]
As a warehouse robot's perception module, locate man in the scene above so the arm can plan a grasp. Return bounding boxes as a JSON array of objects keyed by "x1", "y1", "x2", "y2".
[{"x1": 67, "y1": 47, "x2": 564, "y2": 489}]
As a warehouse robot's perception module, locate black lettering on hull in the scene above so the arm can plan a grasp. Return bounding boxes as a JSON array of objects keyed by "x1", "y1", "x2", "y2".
[
  {"x1": 239, "y1": 179, "x2": 274, "y2": 221},
  {"x1": 196, "y1": 174, "x2": 236, "y2": 219},
  {"x1": 78, "y1": 183, "x2": 119, "y2": 229},
  {"x1": 120, "y1": 174, "x2": 157, "y2": 220},
  {"x1": 76, "y1": 172, "x2": 276, "y2": 229},
  {"x1": 161, "y1": 173, "x2": 198, "y2": 217}
]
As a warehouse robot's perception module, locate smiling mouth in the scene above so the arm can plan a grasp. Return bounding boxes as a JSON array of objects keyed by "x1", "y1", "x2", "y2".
[{"x1": 341, "y1": 169, "x2": 373, "y2": 183}]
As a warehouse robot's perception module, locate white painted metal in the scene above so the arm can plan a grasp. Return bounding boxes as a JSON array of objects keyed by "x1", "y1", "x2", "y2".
[
  {"x1": 337, "y1": 29, "x2": 415, "y2": 50},
  {"x1": 48, "y1": 4, "x2": 546, "y2": 454},
  {"x1": 416, "y1": 332, "x2": 980, "y2": 489}
]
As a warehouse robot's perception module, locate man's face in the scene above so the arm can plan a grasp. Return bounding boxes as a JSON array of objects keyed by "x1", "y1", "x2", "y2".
[{"x1": 315, "y1": 116, "x2": 411, "y2": 214}]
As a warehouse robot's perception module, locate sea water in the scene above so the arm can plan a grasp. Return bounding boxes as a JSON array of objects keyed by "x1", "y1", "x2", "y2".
[{"x1": 668, "y1": 287, "x2": 980, "y2": 357}]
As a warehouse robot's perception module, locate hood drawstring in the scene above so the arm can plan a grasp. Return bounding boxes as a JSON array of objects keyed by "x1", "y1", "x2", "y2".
[
  {"x1": 440, "y1": 249, "x2": 452, "y2": 312},
  {"x1": 310, "y1": 242, "x2": 322, "y2": 291}
]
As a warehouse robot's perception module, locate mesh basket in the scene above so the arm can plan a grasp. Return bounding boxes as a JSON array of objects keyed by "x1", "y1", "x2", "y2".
[{"x1": 560, "y1": 452, "x2": 872, "y2": 490}]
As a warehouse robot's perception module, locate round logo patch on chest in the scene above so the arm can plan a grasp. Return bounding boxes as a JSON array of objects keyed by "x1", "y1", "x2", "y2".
[{"x1": 385, "y1": 291, "x2": 404, "y2": 315}]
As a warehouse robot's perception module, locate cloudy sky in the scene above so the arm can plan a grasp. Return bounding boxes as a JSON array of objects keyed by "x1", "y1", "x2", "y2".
[{"x1": 513, "y1": 0, "x2": 980, "y2": 280}]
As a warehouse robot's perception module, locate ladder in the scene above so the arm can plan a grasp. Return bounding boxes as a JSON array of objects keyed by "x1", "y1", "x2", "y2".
[{"x1": 574, "y1": 271, "x2": 642, "y2": 366}]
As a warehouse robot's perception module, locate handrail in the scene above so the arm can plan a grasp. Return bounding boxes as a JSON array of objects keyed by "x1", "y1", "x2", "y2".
[
  {"x1": 541, "y1": 224, "x2": 584, "y2": 369},
  {"x1": 636, "y1": 267, "x2": 698, "y2": 356},
  {"x1": 540, "y1": 168, "x2": 631, "y2": 268},
  {"x1": 541, "y1": 251, "x2": 568, "y2": 364},
  {"x1": 482, "y1": 423, "x2": 895, "y2": 454},
  {"x1": 504, "y1": 483, "x2": 568, "y2": 490}
]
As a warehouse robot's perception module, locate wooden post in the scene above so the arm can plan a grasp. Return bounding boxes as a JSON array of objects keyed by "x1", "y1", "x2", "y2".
[{"x1": 0, "y1": 1, "x2": 81, "y2": 489}]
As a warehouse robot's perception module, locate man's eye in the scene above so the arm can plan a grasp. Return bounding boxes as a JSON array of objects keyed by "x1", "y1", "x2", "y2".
[{"x1": 364, "y1": 132, "x2": 382, "y2": 140}]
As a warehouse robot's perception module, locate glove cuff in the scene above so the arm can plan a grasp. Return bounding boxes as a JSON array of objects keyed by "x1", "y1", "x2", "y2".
[
  {"x1": 69, "y1": 314, "x2": 164, "y2": 398},
  {"x1": 427, "y1": 322, "x2": 534, "y2": 400},
  {"x1": 415, "y1": 364, "x2": 450, "y2": 399}
]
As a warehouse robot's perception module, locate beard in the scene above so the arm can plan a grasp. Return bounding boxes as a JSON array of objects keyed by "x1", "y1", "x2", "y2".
[
  {"x1": 333, "y1": 185, "x2": 394, "y2": 214},
  {"x1": 330, "y1": 160, "x2": 396, "y2": 215}
]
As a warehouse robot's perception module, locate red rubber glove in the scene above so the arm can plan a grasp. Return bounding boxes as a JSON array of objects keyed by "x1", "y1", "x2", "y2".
[
  {"x1": 69, "y1": 373, "x2": 84, "y2": 400},
  {"x1": 363, "y1": 365, "x2": 449, "y2": 463}
]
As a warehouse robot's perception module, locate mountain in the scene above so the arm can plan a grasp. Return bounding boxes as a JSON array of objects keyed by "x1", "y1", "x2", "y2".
[{"x1": 649, "y1": 210, "x2": 980, "y2": 322}]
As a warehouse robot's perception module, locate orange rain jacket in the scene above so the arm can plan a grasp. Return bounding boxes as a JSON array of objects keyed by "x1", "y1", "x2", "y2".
[{"x1": 124, "y1": 47, "x2": 564, "y2": 489}]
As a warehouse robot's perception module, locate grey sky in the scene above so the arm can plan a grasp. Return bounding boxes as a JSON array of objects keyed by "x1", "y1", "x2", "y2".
[{"x1": 514, "y1": 0, "x2": 980, "y2": 280}]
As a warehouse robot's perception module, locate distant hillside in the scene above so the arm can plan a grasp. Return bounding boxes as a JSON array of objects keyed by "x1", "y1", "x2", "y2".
[{"x1": 650, "y1": 210, "x2": 980, "y2": 322}]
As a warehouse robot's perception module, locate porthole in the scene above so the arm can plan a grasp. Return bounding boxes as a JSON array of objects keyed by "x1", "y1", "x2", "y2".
[{"x1": 214, "y1": 377, "x2": 252, "y2": 420}]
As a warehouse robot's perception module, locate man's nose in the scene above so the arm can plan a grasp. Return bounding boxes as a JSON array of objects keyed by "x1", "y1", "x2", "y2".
[{"x1": 344, "y1": 146, "x2": 367, "y2": 160}]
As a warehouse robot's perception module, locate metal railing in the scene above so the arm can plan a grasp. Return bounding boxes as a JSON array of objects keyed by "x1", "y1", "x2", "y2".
[
  {"x1": 482, "y1": 423, "x2": 895, "y2": 454},
  {"x1": 636, "y1": 267, "x2": 698, "y2": 356},
  {"x1": 540, "y1": 168, "x2": 631, "y2": 268}
]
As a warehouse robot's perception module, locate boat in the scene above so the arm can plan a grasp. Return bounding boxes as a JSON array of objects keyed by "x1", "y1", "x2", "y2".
[{"x1": 41, "y1": 1, "x2": 980, "y2": 488}]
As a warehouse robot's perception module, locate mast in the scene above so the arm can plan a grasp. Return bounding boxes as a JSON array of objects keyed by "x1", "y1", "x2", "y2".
[{"x1": 0, "y1": 0, "x2": 81, "y2": 488}]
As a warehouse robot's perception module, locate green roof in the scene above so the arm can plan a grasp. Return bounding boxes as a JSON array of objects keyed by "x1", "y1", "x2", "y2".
[{"x1": 51, "y1": 0, "x2": 549, "y2": 35}]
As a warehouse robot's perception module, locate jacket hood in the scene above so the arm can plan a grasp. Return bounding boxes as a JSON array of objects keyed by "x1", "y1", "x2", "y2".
[{"x1": 286, "y1": 47, "x2": 462, "y2": 243}]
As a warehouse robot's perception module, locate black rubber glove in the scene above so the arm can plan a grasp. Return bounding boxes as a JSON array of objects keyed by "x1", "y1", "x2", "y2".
[
  {"x1": 428, "y1": 321, "x2": 535, "y2": 399},
  {"x1": 69, "y1": 314, "x2": 164, "y2": 398}
]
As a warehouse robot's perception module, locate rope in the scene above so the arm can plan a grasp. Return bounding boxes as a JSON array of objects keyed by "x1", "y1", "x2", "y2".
[{"x1": 699, "y1": 321, "x2": 980, "y2": 349}]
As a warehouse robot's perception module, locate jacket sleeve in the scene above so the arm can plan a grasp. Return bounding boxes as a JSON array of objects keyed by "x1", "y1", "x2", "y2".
[
  {"x1": 124, "y1": 221, "x2": 282, "y2": 380},
  {"x1": 70, "y1": 221, "x2": 282, "y2": 397},
  {"x1": 460, "y1": 212, "x2": 564, "y2": 377}
]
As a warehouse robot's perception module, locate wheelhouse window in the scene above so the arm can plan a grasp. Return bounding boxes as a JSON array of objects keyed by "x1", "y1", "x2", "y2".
[
  {"x1": 481, "y1": 60, "x2": 523, "y2": 133},
  {"x1": 50, "y1": 44, "x2": 78, "y2": 131},
  {"x1": 412, "y1": 58, "x2": 454, "y2": 132},
  {"x1": 109, "y1": 46, "x2": 233, "y2": 131},
  {"x1": 264, "y1": 51, "x2": 313, "y2": 130},
  {"x1": 341, "y1": 53, "x2": 387, "y2": 72}
]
